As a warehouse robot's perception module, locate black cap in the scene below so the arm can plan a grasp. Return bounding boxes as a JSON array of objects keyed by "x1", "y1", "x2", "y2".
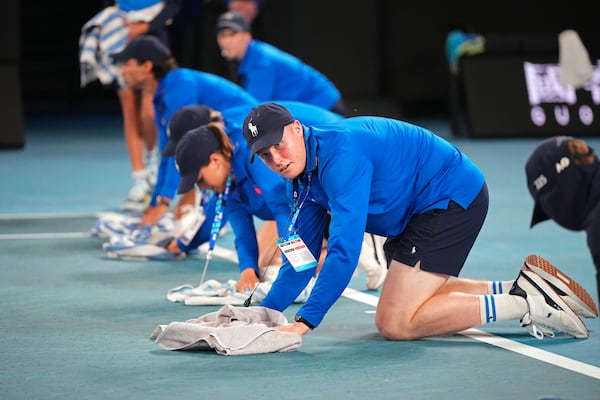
[
  {"x1": 174, "y1": 125, "x2": 220, "y2": 194},
  {"x1": 163, "y1": 105, "x2": 213, "y2": 157},
  {"x1": 216, "y1": 11, "x2": 250, "y2": 32},
  {"x1": 110, "y1": 36, "x2": 171, "y2": 64},
  {"x1": 242, "y1": 102, "x2": 294, "y2": 162},
  {"x1": 525, "y1": 136, "x2": 573, "y2": 227}
]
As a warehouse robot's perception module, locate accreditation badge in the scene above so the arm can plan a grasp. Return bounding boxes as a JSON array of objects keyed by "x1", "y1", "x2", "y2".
[{"x1": 276, "y1": 234, "x2": 318, "y2": 272}]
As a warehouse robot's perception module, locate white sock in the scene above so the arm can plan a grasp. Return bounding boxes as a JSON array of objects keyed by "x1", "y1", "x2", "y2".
[
  {"x1": 144, "y1": 147, "x2": 158, "y2": 165},
  {"x1": 479, "y1": 294, "x2": 527, "y2": 324},
  {"x1": 487, "y1": 280, "x2": 514, "y2": 294},
  {"x1": 132, "y1": 170, "x2": 147, "y2": 182}
]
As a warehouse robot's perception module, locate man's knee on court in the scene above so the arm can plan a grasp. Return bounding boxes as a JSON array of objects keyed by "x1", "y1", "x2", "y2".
[{"x1": 375, "y1": 312, "x2": 418, "y2": 340}]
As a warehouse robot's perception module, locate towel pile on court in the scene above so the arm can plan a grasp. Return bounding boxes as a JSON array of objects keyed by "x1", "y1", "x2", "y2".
[
  {"x1": 166, "y1": 276, "x2": 315, "y2": 306},
  {"x1": 150, "y1": 304, "x2": 302, "y2": 355},
  {"x1": 91, "y1": 205, "x2": 207, "y2": 261}
]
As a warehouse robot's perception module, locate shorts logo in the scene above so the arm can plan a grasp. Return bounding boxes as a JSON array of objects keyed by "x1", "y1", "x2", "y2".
[{"x1": 248, "y1": 121, "x2": 258, "y2": 137}]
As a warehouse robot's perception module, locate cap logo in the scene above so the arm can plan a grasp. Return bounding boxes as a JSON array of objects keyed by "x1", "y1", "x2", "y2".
[
  {"x1": 555, "y1": 156, "x2": 570, "y2": 174},
  {"x1": 248, "y1": 121, "x2": 258, "y2": 137}
]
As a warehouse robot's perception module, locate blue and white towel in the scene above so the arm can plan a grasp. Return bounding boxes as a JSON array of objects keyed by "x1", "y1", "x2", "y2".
[{"x1": 79, "y1": 6, "x2": 129, "y2": 88}]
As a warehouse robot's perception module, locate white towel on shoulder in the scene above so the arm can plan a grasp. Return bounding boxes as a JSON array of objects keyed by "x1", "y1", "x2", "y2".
[
  {"x1": 558, "y1": 29, "x2": 593, "y2": 89},
  {"x1": 79, "y1": 6, "x2": 128, "y2": 88},
  {"x1": 151, "y1": 304, "x2": 302, "y2": 355}
]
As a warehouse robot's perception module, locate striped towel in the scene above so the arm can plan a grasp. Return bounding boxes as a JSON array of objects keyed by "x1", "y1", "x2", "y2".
[{"x1": 79, "y1": 6, "x2": 129, "y2": 88}]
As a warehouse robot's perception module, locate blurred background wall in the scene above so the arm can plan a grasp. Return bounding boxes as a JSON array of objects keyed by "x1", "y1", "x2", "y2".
[{"x1": 7, "y1": 0, "x2": 600, "y2": 142}]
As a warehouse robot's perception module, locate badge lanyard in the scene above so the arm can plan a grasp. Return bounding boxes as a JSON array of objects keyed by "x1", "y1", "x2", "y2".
[
  {"x1": 198, "y1": 173, "x2": 232, "y2": 286},
  {"x1": 284, "y1": 174, "x2": 312, "y2": 240},
  {"x1": 278, "y1": 173, "x2": 319, "y2": 272}
]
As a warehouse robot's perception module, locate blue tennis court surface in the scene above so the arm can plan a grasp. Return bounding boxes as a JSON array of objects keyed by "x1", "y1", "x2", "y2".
[{"x1": 1, "y1": 116, "x2": 598, "y2": 399}]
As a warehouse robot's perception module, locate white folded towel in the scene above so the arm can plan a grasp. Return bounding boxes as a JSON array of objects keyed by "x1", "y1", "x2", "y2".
[{"x1": 166, "y1": 277, "x2": 315, "y2": 306}]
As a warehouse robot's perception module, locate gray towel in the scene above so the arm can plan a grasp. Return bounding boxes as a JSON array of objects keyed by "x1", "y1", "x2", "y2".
[{"x1": 151, "y1": 305, "x2": 302, "y2": 355}]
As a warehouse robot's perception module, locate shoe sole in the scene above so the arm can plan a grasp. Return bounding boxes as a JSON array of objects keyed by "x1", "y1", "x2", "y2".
[
  {"x1": 524, "y1": 254, "x2": 598, "y2": 318},
  {"x1": 520, "y1": 270, "x2": 589, "y2": 339}
]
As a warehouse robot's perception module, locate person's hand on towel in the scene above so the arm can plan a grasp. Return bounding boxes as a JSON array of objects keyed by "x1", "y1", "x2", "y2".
[
  {"x1": 236, "y1": 267, "x2": 260, "y2": 293},
  {"x1": 275, "y1": 321, "x2": 311, "y2": 336}
]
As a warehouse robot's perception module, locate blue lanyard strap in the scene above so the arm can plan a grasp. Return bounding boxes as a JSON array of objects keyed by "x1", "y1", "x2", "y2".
[
  {"x1": 208, "y1": 173, "x2": 232, "y2": 252},
  {"x1": 284, "y1": 173, "x2": 311, "y2": 240}
]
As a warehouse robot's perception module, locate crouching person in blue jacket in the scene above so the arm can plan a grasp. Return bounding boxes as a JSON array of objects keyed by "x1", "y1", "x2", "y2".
[{"x1": 239, "y1": 102, "x2": 597, "y2": 341}]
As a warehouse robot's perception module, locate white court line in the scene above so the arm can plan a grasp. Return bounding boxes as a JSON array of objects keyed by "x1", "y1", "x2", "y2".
[
  {"x1": 342, "y1": 287, "x2": 600, "y2": 380},
  {"x1": 0, "y1": 232, "x2": 92, "y2": 240},
  {"x1": 0, "y1": 211, "x2": 101, "y2": 220}
]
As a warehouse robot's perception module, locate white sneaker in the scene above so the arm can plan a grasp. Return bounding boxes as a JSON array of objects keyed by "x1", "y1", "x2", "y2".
[
  {"x1": 121, "y1": 175, "x2": 151, "y2": 212},
  {"x1": 510, "y1": 270, "x2": 589, "y2": 339},
  {"x1": 145, "y1": 149, "x2": 158, "y2": 188},
  {"x1": 523, "y1": 254, "x2": 598, "y2": 318},
  {"x1": 357, "y1": 233, "x2": 387, "y2": 290}
]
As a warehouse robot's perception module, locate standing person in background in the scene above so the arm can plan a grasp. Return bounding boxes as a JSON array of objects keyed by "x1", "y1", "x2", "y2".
[
  {"x1": 526, "y1": 135, "x2": 600, "y2": 305},
  {"x1": 114, "y1": 0, "x2": 183, "y2": 211},
  {"x1": 239, "y1": 102, "x2": 597, "y2": 341},
  {"x1": 220, "y1": 0, "x2": 264, "y2": 84},
  {"x1": 110, "y1": 35, "x2": 257, "y2": 228},
  {"x1": 224, "y1": 0, "x2": 263, "y2": 24},
  {"x1": 80, "y1": 1, "x2": 182, "y2": 212},
  {"x1": 215, "y1": 11, "x2": 346, "y2": 116}
]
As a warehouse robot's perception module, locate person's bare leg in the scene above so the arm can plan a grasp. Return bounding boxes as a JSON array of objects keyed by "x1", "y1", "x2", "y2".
[
  {"x1": 437, "y1": 277, "x2": 489, "y2": 295},
  {"x1": 375, "y1": 260, "x2": 481, "y2": 340},
  {"x1": 139, "y1": 89, "x2": 157, "y2": 153},
  {"x1": 173, "y1": 190, "x2": 196, "y2": 219},
  {"x1": 117, "y1": 87, "x2": 144, "y2": 173},
  {"x1": 257, "y1": 221, "x2": 280, "y2": 267}
]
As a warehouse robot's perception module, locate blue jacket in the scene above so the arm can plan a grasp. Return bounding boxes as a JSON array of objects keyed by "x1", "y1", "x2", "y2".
[
  {"x1": 259, "y1": 116, "x2": 486, "y2": 327},
  {"x1": 179, "y1": 101, "x2": 343, "y2": 274},
  {"x1": 151, "y1": 68, "x2": 257, "y2": 205},
  {"x1": 239, "y1": 40, "x2": 341, "y2": 111}
]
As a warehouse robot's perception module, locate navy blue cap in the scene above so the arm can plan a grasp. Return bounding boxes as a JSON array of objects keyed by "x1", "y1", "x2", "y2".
[
  {"x1": 110, "y1": 36, "x2": 171, "y2": 64},
  {"x1": 175, "y1": 125, "x2": 220, "y2": 194},
  {"x1": 242, "y1": 102, "x2": 295, "y2": 162},
  {"x1": 525, "y1": 136, "x2": 573, "y2": 227},
  {"x1": 163, "y1": 105, "x2": 213, "y2": 157},
  {"x1": 216, "y1": 11, "x2": 250, "y2": 32}
]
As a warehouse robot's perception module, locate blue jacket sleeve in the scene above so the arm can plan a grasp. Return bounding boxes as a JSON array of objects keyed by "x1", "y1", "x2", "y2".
[
  {"x1": 259, "y1": 185, "x2": 329, "y2": 314},
  {"x1": 226, "y1": 199, "x2": 260, "y2": 274},
  {"x1": 296, "y1": 155, "x2": 372, "y2": 327}
]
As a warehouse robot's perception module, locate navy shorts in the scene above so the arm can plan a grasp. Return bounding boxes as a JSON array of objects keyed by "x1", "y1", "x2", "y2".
[{"x1": 383, "y1": 183, "x2": 489, "y2": 276}]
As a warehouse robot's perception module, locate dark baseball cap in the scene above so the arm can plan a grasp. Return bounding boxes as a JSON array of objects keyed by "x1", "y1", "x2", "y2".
[
  {"x1": 525, "y1": 136, "x2": 573, "y2": 227},
  {"x1": 216, "y1": 11, "x2": 250, "y2": 32},
  {"x1": 242, "y1": 102, "x2": 295, "y2": 162},
  {"x1": 175, "y1": 125, "x2": 220, "y2": 194},
  {"x1": 110, "y1": 36, "x2": 171, "y2": 64},
  {"x1": 163, "y1": 105, "x2": 213, "y2": 157}
]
